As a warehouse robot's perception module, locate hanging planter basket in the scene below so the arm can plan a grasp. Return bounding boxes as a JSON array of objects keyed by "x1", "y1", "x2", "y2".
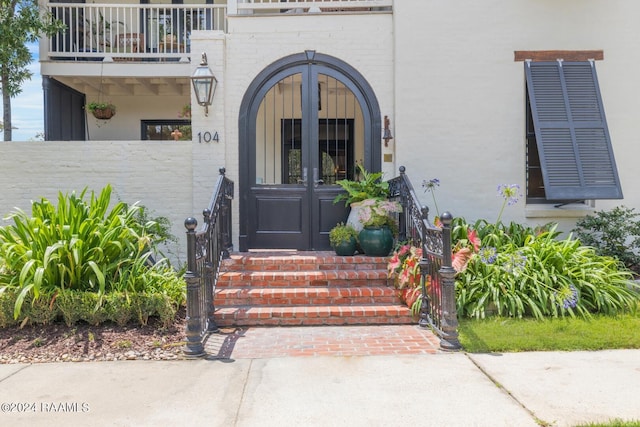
[
  {"x1": 87, "y1": 102, "x2": 116, "y2": 120},
  {"x1": 91, "y1": 107, "x2": 115, "y2": 120}
]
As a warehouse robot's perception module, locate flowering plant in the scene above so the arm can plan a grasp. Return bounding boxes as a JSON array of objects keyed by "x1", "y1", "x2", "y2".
[
  {"x1": 357, "y1": 199, "x2": 402, "y2": 233},
  {"x1": 387, "y1": 244, "x2": 422, "y2": 289},
  {"x1": 496, "y1": 184, "x2": 522, "y2": 223},
  {"x1": 422, "y1": 178, "x2": 441, "y2": 219},
  {"x1": 387, "y1": 244, "x2": 424, "y2": 313}
]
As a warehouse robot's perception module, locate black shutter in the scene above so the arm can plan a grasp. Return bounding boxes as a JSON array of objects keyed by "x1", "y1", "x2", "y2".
[{"x1": 525, "y1": 60, "x2": 623, "y2": 200}]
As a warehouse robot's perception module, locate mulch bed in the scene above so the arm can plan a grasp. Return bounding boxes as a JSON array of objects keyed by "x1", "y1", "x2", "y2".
[{"x1": 0, "y1": 308, "x2": 187, "y2": 364}]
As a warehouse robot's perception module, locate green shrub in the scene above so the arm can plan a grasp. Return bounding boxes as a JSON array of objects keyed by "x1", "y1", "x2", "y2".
[
  {"x1": 57, "y1": 290, "x2": 84, "y2": 327},
  {"x1": 0, "y1": 185, "x2": 184, "y2": 320},
  {"x1": 19, "y1": 292, "x2": 59, "y2": 326},
  {"x1": 0, "y1": 290, "x2": 17, "y2": 328},
  {"x1": 131, "y1": 293, "x2": 162, "y2": 326},
  {"x1": 78, "y1": 292, "x2": 109, "y2": 326},
  {"x1": 152, "y1": 293, "x2": 177, "y2": 328},
  {"x1": 455, "y1": 220, "x2": 640, "y2": 320},
  {"x1": 104, "y1": 292, "x2": 132, "y2": 326},
  {"x1": 574, "y1": 206, "x2": 640, "y2": 274}
]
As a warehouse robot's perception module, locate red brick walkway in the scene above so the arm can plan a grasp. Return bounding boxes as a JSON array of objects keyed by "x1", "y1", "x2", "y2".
[{"x1": 203, "y1": 325, "x2": 441, "y2": 359}]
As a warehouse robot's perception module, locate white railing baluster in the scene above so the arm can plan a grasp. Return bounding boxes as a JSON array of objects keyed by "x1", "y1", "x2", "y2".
[{"x1": 46, "y1": 1, "x2": 390, "y2": 60}]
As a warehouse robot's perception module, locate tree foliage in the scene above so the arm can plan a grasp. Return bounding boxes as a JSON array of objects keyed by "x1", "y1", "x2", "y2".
[{"x1": 0, "y1": 0, "x2": 64, "y2": 141}]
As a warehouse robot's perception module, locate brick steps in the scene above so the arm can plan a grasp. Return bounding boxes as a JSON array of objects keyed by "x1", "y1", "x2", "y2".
[
  {"x1": 215, "y1": 305, "x2": 413, "y2": 327},
  {"x1": 214, "y1": 251, "x2": 414, "y2": 327},
  {"x1": 216, "y1": 270, "x2": 390, "y2": 288},
  {"x1": 215, "y1": 287, "x2": 401, "y2": 306}
]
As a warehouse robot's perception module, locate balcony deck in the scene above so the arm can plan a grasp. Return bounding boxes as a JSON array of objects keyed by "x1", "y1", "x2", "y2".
[{"x1": 45, "y1": 1, "x2": 393, "y2": 63}]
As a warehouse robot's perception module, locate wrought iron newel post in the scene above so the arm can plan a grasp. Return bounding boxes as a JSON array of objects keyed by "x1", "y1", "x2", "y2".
[
  {"x1": 438, "y1": 212, "x2": 461, "y2": 350},
  {"x1": 183, "y1": 217, "x2": 205, "y2": 357},
  {"x1": 418, "y1": 205, "x2": 431, "y2": 328}
]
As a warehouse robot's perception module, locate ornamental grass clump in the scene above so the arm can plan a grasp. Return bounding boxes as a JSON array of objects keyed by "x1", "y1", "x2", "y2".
[
  {"x1": 0, "y1": 185, "x2": 185, "y2": 324},
  {"x1": 457, "y1": 224, "x2": 639, "y2": 319},
  {"x1": 444, "y1": 182, "x2": 640, "y2": 320}
]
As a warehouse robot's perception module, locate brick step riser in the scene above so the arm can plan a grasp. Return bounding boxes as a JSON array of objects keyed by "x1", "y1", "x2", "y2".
[
  {"x1": 216, "y1": 296, "x2": 402, "y2": 306},
  {"x1": 214, "y1": 306, "x2": 414, "y2": 327},
  {"x1": 215, "y1": 287, "x2": 403, "y2": 306},
  {"x1": 216, "y1": 279, "x2": 391, "y2": 289},
  {"x1": 218, "y1": 270, "x2": 390, "y2": 280},
  {"x1": 222, "y1": 264, "x2": 391, "y2": 273},
  {"x1": 215, "y1": 317, "x2": 415, "y2": 327}
]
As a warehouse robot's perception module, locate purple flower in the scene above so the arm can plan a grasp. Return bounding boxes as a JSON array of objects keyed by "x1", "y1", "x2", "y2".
[
  {"x1": 422, "y1": 178, "x2": 441, "y2": 217},
  {"x1": 496, "y1": 184, "x2": 523, "y2": 223},
  {"x1": 422, "y1": 178, "x2": 440, "y2": 192},
  {"x1": 502, "y1": 252, "x2": 527, "y2": 275},
  {"x1": 478, "y1": 246, "x2": 497, "y2": 264},
  {"x1": 497, "y1": 184, "x2": 522, "y2": 206},
  {"x1": 557, "y1": 284, "x2": 579, "y2": 309}
]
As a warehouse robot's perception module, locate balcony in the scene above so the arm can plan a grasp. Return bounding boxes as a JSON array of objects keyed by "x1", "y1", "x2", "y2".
[
  {"x1": 47, "y1": 3, "x2": 226, "y2": 62},
  {"x1": 45, "y1": 1, "x2": 392, "y2": 62}
]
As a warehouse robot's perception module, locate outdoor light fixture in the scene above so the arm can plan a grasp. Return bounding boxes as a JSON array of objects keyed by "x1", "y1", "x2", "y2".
[
  {"x1": 383, "y1": 115, "x2": 393, "y2": 146},
  {"x1": 191, "y1": 52, "x2": 217, "y2": 116}
]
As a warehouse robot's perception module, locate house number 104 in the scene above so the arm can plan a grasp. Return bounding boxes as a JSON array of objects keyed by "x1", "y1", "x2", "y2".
[{"x1": 198, "y1": 131, "x2": 219, "y2": 143}]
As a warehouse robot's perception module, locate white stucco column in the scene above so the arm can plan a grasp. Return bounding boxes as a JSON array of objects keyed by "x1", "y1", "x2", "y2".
[{"x1": 189, "y1": 31, "x2": 228, "y2": 225}]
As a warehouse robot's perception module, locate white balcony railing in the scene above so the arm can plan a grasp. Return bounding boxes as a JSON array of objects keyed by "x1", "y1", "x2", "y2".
[
  {"x1": 232, "y1": 0, "x2": 392, "y2": 13},
  {"x1": 47, "y1": 3, "x2": 227, "y2": 61},
  {"x1": 46, "y1": 1, "x2": 392, "y2": 62}
]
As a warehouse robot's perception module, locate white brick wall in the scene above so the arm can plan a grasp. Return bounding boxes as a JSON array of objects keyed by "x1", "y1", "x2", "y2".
[
  {"x1": 394, "y1": 0, "x2": 640, "y2": 232},
  {"x1": 0, "y1": 141, "x2": 194, "y2": 265}
]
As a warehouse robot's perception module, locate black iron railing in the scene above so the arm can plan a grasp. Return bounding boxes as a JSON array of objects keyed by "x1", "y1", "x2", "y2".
[
  {"x1": 183, "y1": 168, "x2": 234, "y2": 357},
  {"x1": 388, "y1": 166, "x2": 461, "y2": 350}
]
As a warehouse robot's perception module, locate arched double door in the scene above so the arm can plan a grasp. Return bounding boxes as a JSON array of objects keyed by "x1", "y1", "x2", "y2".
[{"x1": 239, "y1": 51, "x2": 381, "y2": 251}]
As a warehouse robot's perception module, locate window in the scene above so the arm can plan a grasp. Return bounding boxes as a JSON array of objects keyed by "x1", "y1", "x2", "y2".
[
  {"x1": 281, "y1": 119, "x2": 354, "y2": 185},
  {"x1": 524, "y1": 60, "x2": 623, "y2": 203},
  {"x1": 141, "y1": 120, "x2": 191, "y2": 141}
]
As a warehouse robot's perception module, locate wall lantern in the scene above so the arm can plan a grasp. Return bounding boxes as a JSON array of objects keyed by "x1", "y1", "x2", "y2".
[
  {"x1": 383, "y1": 115, "x2": 393, "y2": 146},
  {"x1": 191, "y1": 53, "x2": 217, "y2": 116}
]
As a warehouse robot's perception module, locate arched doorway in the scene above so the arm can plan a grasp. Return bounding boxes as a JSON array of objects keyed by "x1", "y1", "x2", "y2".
[{"x1": 239, "y1": 51, "x2": 381, "y2": 251}]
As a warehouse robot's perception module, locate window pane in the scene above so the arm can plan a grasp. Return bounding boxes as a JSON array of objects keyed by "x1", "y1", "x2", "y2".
[{"x1": 141, "y1": 120, "x2": 191, "y2": 141}]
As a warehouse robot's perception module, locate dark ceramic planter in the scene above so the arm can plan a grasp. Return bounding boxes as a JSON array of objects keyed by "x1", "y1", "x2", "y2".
[
  {"x1": 358, "y1": 226, "x2": 394, "y2": 257},
  {"x1": 333, "y1": 236, "x2": 357, "y2": 256}
]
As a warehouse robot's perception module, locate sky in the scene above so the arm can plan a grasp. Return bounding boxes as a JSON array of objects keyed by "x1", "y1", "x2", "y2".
[{"x1": 0, "y1": 42, "x2": 44, "y2": 141}]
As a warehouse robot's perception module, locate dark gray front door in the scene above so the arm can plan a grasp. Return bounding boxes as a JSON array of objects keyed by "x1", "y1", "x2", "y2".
[{"x1": 239, "y1": 52, "x2": 381, "y2": 251}]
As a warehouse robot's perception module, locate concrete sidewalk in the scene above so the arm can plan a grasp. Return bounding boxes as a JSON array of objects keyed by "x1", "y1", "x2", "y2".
[{"x1": 1, "y1": 349, "x2": 638, "y2": 426}]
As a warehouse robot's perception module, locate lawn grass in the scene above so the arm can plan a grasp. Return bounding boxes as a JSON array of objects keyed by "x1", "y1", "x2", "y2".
[
  {"x1": 458, "y1": 312, "x2": 640, "y2": 353},
  {"x1": 573, "y1": 420, "x2": 640, "y2": 427}
]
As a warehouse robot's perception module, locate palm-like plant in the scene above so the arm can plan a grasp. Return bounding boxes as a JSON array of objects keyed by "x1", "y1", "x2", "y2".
[
  {"x1": 333, "y1": 164, "x2": 389, "y2": 206},
  {"x1": 0, "y1": 185, "x2": 165, "y2": 319}
]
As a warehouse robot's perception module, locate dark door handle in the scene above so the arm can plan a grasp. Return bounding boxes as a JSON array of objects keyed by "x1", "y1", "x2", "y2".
[
  {"x1": 313, "y1": 168, "x2": 324, "y2": 187},
  {"x1": 298, "y1": 167, "x2": 308, "y2": 187}
]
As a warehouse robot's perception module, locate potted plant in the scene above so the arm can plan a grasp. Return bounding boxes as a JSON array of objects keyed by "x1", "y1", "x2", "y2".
[
  {"x1": 333, "y1": 164, "x2": 389, "y2": 206},
  {"x1": 357, "y1": 199, "x2": 402, "y2": 256},
  {"x1": 333, "y1": 165, "x2": 390, "y2": 232},
  {"x1": 329, "y1": 222, "x2": 358, "y2": 256},
  {"x1": 87, "y1": 101, "x2": 116, "y2": 120}
]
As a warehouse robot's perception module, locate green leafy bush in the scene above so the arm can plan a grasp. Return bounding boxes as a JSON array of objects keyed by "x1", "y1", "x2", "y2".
[
  {"x1": 573, "y1": 206, "x2": 640, "y2": 274},
  {"x1": 0, "y1": 185, "x2": 185, "y2": 322},
  {"x1": 455, "y1": 220, "x2": 639, "y2": 320},
  {"x1": 333, "y1": 165, "x2": 389, "y2": 206},
  {"x1": 0, "y1": 290, "x2": 17, "y2": 328},
  {"x1": 104, "y1": 292, "x2": 133, "y2": 326}
]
